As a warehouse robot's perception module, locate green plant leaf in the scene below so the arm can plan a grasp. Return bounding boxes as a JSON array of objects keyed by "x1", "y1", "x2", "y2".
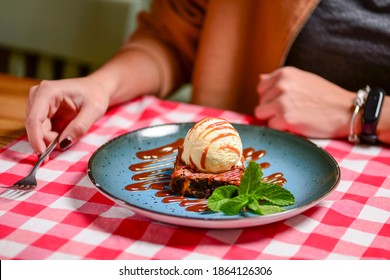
[
  {"x1": 219, "y1": 195, "x2": 250, "y2": 216},
  {"x1": 207, "y1": 185, "x2": 238, "y2": 212},
  {"x1": 238, "y1": 161, "x2": 262, "y2": 196},
  {"x1": 253, "y1": 183, "x2": 295, "y2": 206},
  {"x1": 248, "y1": 197, "x2": 285, "y2": 215},
  {"x1": 206, "y1": 161, "x2": 295, "y2": 216}
]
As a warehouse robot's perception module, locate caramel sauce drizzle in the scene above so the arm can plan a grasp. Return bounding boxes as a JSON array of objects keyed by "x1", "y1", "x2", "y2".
[
  {"x1": 200, "y1": 146, "x2": 209, "y2": 170},
  {"x1": 129, "y1": 156, "x2": 176, "y2": 172},
  {"x1": 136, "y1": 138, "x2": 183, "y2": 159},
  {"x1": 125, "y1": 134, "x2": 287, "y2": 213},
  {"x1": 125, "y1": 139, "x2": 182, "y2": 192},
  {"x1": 262, "y1": 172, "x2": 287, "y2": 185},
  {"x1": 200, "y1": 121, "x2": 237, "y2": 139}
]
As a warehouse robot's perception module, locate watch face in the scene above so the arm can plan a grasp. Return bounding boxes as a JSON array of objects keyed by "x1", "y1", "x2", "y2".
[{"x1": 363, "y1": 88, "x2": 384, "y2": 123}]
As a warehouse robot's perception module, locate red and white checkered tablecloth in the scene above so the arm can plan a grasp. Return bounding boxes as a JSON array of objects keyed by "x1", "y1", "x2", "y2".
[{"x1": 0, "y1": 95, "x2": 389, "y2": 260}]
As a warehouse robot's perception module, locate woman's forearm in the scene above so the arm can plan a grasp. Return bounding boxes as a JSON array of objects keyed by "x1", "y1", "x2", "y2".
[{"x1": 87, "y1": 48, "x2": 161, "y2": 107}]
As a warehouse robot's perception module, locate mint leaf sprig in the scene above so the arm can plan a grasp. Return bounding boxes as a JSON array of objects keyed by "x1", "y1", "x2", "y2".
[{"x1": 207, "y1": 161, "x2": 295, "y2": 216}]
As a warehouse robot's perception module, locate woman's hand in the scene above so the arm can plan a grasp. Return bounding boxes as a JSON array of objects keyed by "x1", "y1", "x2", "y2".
[
  {"x1": 25, "y1": 77, "x2": 110, "y2": 155},
  {"x1": 24, "y1": 48, "x2": 162, "y2": 155},
  {"x1": 255, "y1": 66, "x2": 355, "y2": 139}
]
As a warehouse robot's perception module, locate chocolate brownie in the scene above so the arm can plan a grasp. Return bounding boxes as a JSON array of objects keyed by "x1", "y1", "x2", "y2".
[{"x1": 170, "y1": 148, "x2": 244, "y2": 198}]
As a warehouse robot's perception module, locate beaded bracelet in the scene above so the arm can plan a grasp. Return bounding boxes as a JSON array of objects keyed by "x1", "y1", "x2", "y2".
[{"x1": 348, "y1": 86, "x2": 369, "y2": 143}]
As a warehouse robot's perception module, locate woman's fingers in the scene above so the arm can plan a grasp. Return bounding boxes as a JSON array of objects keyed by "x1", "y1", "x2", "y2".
[
  {"x1": 58, "y1": 102, "x2": 105, "y2": 150},
  {"x1": 257, "y1": 71, "x2": 284, "y2": 104},
  {"x1": 25, "y1": 79, "x2": 78, "y2": 154},
  {"x1": 25, "y1": 76, "x2": 111, "y2": 153},
  {"x1": 255, "y1": 67, "x2": 357, "y2": 138},
  {"x1": 255, "y1": 98, "x2": 290, "y2": 131},
  {"x1": 25, "y1": 82, "x2": 59, "y2": 154},
  {"x1": 254, "y1": 101, "x2": 277, "y2": 121}
]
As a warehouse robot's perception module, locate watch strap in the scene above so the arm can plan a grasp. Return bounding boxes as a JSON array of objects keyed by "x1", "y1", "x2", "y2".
[{"x1": 359, "y1": 87, "x2": 385, "y2": 144}]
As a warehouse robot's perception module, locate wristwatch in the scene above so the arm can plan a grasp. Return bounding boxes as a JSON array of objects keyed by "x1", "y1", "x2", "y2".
[{"x1": 359, "y1": 87, "x2": 385, "y2": 144}]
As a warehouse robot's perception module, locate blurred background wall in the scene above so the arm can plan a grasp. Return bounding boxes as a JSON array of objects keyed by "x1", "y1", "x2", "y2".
[{"x1": 0, "y1": 0, "x2": 151, "y2": 79}]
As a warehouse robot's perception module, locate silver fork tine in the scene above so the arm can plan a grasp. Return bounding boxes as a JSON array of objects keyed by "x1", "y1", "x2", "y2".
[
  {"x1": 0, "y1": 188, "x2": 32, "y2": 199},
  {"x1": 11, "y1": 135, "x2": 60, "y2": 190}
]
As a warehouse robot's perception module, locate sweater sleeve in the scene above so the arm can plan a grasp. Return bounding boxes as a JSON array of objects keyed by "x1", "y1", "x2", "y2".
[{"x1": 123, "y1": 0, "x2": 207, "y2": 97}]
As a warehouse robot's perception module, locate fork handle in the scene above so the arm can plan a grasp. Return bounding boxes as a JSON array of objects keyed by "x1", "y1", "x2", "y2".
[{"x1": 30, "y1": 135, "x2": 60, "y2": 175}]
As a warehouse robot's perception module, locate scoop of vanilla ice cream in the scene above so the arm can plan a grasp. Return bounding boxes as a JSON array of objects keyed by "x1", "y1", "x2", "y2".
[{"x1": 181, "y1": 118, "x2": 243, "y2": 173}]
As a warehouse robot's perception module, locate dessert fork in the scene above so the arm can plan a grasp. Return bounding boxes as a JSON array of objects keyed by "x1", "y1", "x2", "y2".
[{"x1": 5, "y1": 135, "x2": 59, "y2": 191}]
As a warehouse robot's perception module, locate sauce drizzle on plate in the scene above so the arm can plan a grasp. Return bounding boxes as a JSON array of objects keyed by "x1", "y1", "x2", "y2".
[{"x1": 125, "y1": 138, "x2": 286, "y2": 212}]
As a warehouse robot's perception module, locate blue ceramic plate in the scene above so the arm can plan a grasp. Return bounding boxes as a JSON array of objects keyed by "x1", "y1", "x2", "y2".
[{"x1": 88, "y1": 123, "x2": 340, "y2": 228}]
